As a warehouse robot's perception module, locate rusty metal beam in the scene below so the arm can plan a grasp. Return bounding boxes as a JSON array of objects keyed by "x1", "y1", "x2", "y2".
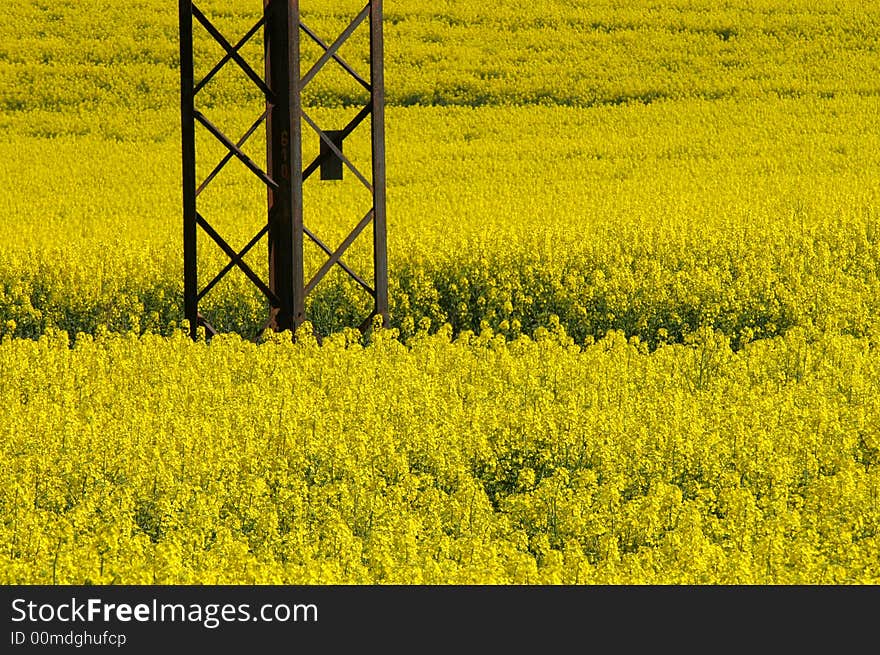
[
  {"x1": 300, "y1": 22, "x2": 371, "y2": 91},
  {"x1": 198, "y1": 223, "x2": 270, "y2": 301},
  {"x1": 195, "y1": 16, "x2": 266, "y2": 96},
  {"x1": 370, "y1": 0, "x2": 389, "y2": 327},
  {"x1": 304, "y1": 226, "x2": 375, "y2": 296},
  {"x1": 302, "y1": 110, "x2": 373, "y2": 191},
  {"x1": 179, "y1": 0, "x2": 198, "y2": 340},
  {"x1": 197, "y1": 109, "x2": 269, "y2": 197},
  {"x1": 304, "y1": 209, "x2": 374, "y2": 297},
  {"x1": 193, "y1": 5, "x2": 273, "y2": 99},
  {"x1": 264, "y1": 0, "x2": 303, "y2": 332},
  {"x1": 197, "y1": 213, "x2": 281, "y2": 306}
]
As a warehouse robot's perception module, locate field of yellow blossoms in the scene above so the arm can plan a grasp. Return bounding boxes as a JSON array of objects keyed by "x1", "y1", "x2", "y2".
[{"x1": 1, "y1": 0, "x2": 879, "y2": 583}]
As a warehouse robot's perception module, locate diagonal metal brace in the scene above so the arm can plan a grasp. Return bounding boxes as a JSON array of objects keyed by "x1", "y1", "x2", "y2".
[
  {"x1": 197, "y1": 109, "x2": 269, "y2": 197},
  {"x1": 300, "y1": 5, "x2": 370, "y2": 89},
  {"x1": 304, "y1": 226, "x2": 375, "y2": 296},
  {"x1": 194, "y1": 15, "x2": 266, "y2": 96},
  {"x1": 302, "y1": 110, "x2": 373, "y2": 192},
  {"x1": 192, "y1": 4, "x2": 273, "y2": 99},
  {"x1": 195, "y1": 110, "x2": 279, "y2": 190},
  {"x1": 197, "y1": 213, "x2": 280, "y2": 305},
  {"x1": 358, "y1": 310, "x2": 378, "y2": 333},
  {"x1": 300, "y1": 21, "x2": 371, "y2": 92},
  {"x1": 305, "y1": 209, "x2": 374, "y2": 296},
  {"x1": 303, "y1": 103, "x2": 371, "y2": 181},
  {"x1": 198, "y1": 223, "x2": 270, "y2": 301}
]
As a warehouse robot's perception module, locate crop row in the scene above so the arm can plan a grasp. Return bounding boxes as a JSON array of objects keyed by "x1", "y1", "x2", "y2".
[
  {"x1": 2, "y1": 0, "x2": 878, "y2": 113},
  {"x1": 1, "y1": 326, "x2": 878, "y2": 583},
  {"x1": 2, "y1": 100, "x2": 879, "y2": 346}
]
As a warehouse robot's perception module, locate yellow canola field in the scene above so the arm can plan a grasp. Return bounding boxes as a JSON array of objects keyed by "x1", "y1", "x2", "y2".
[
  {"x1": 0, "y1": 0, "x2": 878, "y2": 343},
  {"x1": 1, "y1": 0, "x2": 879, "y2": 583},
  {"x1": 2, "y1": 327, "x2": 879, "y2": 584}
]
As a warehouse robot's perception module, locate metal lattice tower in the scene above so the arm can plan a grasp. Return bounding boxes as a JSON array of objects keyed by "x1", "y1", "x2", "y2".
[{"x1": 178, "y1": 0, "x2": 388, "y2": 339}]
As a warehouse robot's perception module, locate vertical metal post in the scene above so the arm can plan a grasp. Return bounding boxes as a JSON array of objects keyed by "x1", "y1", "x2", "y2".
[
  {"x1": 265, "y1": 0, "x2": 303, "y2": 332},
  {"x1": 370, "y1": 0, "x2": 389, "y2": 327},
  {"x1": 179, "y1": 0, "x2": 198, "y2": 340}
]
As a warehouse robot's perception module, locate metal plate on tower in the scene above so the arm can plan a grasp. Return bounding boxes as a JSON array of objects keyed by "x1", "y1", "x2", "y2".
[{"x1": 320, "y1": 130, "x2": 345, "y2": 180}]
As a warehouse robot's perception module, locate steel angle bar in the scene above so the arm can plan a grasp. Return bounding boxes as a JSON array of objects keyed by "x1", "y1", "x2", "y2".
[
  {"x1": 303, "y1": 103, "x2": 371, "y2": 181},
  {"x1": 179, "y1": 0, "x2": 198, "y2": 340},
  {"x1": 196, "y1": 213, "x2": 280, "y2": 305},
  {"x1": 358, "y1": 309, "x2": 378, "y2": 333},
  {"x1": 192, "y1": 4, "x2": 272, "y2": 98},
  {"x1": 198, "y1": 223, "x2": 270, "y2": 301},
  {"x1": 195, "y1": 111, "x2": 279, "y2": 190},
  {"x1": 264, "y1": 0, "x2": 303, "y2": 332},
  {"x1": 194, "y1": 16, "x2": 266, "y2": 96},
  {"x1": 300, "y1": 5, "x2": 370, "y2": 89},
  {"x1": 301, "y1": 110, "x2": 373, "y2": 192},
  {"x1": 304, "y1": 209, "x2": 374, "y2": 296},
  {"x1": 300, "y1": 21, "x2": 371, "y2": 91},
  {"x1": 255, "y1": 307, "x2": 281, "y2": 340},
  {"x1": 197, "y1": 312, "x2": 219, "y2": 338},
  {"x1": 197, "y1": 109, "x2": 269, "y2": 197},
  {"x1": 304, "y1": 226, "x2": 375, "y2": 296},
  {"x1": 370, "y1": 0, "x2": 389, "y2": 326}
]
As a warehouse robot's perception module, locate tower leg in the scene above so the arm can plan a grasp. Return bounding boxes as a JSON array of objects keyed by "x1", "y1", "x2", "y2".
[
  {"x1": 179, "y1": 0, "x2": 199, "y2": 340},
  {"x1": 370, "y1": 0, "x2": 389, "y2": 328},
  {"x1": 265, "y1": 0, "x2": 304, "y2": 333}
]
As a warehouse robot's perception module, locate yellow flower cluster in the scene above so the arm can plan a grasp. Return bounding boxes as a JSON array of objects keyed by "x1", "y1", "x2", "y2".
[{"x1": 1, "y1": 327, "x2": 878, "y2": 583}]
